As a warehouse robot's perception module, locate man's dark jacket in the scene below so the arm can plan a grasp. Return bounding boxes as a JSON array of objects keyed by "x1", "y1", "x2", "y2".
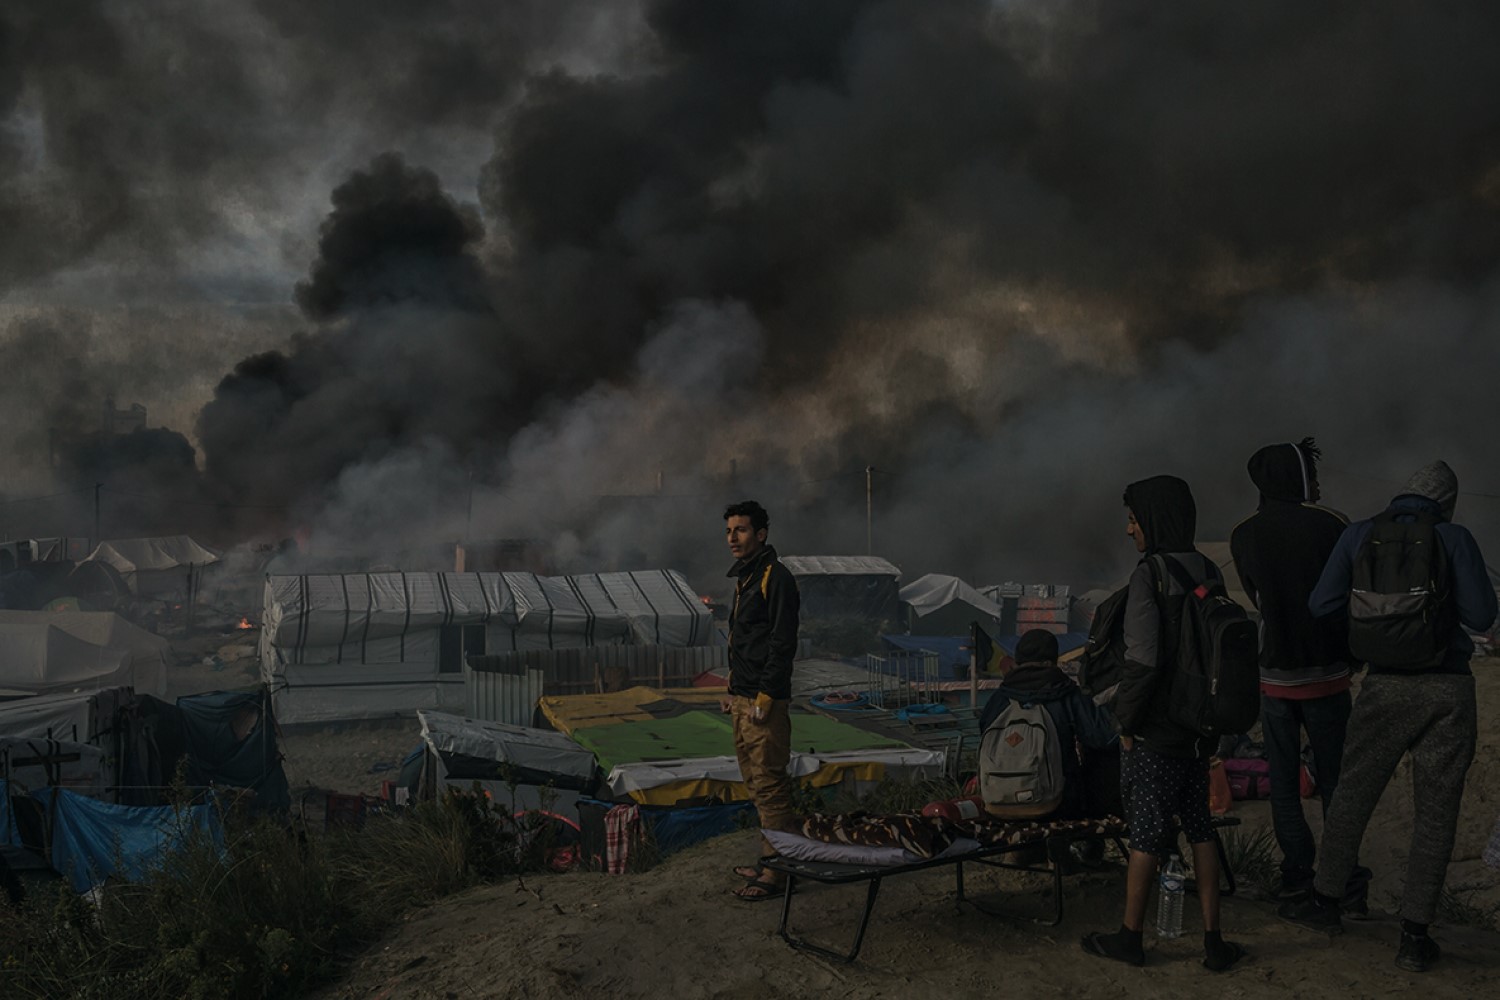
[
  {"x1": 1116, "y1": 475, "x2": 1220, "y2": 758},
  {"x1": 727, "y1": 544, "x2": 801, "y2": 699},
  {"x1": 1229, "y1": 443, "x2": 1350, "y2": 688},
  {"x1": 979, "y1": 663, "x2": 1118, "y2": 818}
]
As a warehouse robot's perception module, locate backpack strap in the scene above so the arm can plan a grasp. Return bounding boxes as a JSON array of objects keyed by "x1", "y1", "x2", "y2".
[{"x1": 1155, "y1": 553, "x2": 1207, "y2": 597}]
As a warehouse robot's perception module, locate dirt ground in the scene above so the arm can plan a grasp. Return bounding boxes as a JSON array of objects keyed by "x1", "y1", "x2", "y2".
[{"x1": 290, "y1": 663, "x2": 1500, "y2": 1000}]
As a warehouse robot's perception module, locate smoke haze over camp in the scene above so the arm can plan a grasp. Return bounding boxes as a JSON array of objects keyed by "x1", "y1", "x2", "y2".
[{"x1": 4, "y1": 0, "x2": 1500, "y2": 589}]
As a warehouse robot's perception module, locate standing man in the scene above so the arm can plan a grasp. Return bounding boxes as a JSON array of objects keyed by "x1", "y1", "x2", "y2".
[
  {"x1": 1230, "y1": 438, "x2": 1369, "y2": 908},
  {"x1": 721, "y1": 500, "x2": 801, "y2": 902},
  {"x1": 1281, "y1": 461, "x2": 1496, "y2": 972},
  {"x1": 1081, "y1": 475, "x2": 1244, "y2": 972}
]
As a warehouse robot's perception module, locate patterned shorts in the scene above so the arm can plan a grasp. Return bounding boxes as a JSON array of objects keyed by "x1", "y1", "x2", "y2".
[{"x1": 1122, "y1": 746, "x2": 1213, "y2": 856}]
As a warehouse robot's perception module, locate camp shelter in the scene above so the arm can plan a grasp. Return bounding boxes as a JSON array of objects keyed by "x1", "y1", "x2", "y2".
[
  {"x1": 411, "y1": 710, "x2": 598, "y2": 812},
  {"x1": 170, "y1": 689, "x2": 290, "y2": 813},
  {"x1": 0, "y1": 612, "x2": 166, "y2": 699},
  {"x1": 260, "y1": 569, "x2": 712, "y2": 724},
  {"x1": 538, "y1": 686, "x2": 944, "y2": 806},
  {"x1": 1, "y1": 736, "x2": 109, "y2": 800},
  {"x1": 0, "y1": 687, "x2": 133, "y2": 744},
  {"x1": 85, "y1": 536, "x2": 220, "y2": 597},
  {"x1": 0, "y1": 619, "x2": 162, "y2": 699},
  {"x1": 899, "y1": 574, "x2": 1004, "y2": 636},
  {"x1": 780, "y1": 555, "x2": 901, "y2": 620}
]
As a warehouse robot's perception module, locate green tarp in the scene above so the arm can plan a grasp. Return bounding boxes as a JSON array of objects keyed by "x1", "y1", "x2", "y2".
[{"x1": 569, "y1": 709, "x2": 907, "y2": 772}]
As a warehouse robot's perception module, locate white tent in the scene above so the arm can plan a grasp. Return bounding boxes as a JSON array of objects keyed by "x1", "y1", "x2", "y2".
[
  {"x1": 0, "y1": 687, "x2": 133, "y2": 743},
  {"x1": 0, "y1": 612, "x2": 167, "y2": 699},
  {"x1": 0, "y1": 612, "x2": 168, "y2": 699},
  {"x1": 899, "y1": 574, "x2": 1005, "y2": 635},
  {"x1": 86, "y1": 536, "x2": 220, "y2": 596},
  {"x1": 260, "y1": 569, "x2": 712, "y2": 723}
]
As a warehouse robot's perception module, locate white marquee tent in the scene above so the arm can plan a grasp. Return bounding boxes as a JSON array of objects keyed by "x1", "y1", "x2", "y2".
[
  {"x1": 260, "y1": 569, "x2": 712, "y2": 723},
  {"x1": 86, "y1": 535, "x2": 220, "y2": 596}
]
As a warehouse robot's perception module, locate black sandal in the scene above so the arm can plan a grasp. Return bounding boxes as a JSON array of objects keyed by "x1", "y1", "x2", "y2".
[{"x1": 732, "y1": 878, "x2": 786, "y2": 902}]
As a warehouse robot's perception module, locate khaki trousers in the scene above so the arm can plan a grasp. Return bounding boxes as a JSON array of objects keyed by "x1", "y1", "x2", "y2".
[{"x1": 731, "y1": 694, "x2": 795, "y2": 857}]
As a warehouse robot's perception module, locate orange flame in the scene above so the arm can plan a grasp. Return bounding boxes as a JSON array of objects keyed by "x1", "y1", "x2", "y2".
[{"x1": 237, "y1": 616, "x2": 254, "y2": 630}]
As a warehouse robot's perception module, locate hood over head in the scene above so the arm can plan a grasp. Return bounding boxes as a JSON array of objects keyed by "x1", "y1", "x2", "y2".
[
  {"x1": 1396, "y1": 460, "x2": 1458, "y2": 522},
  {"x1": 1247, "y1": 438, "x2": 1315, "y2": 503},
  {"x1": 1123, "y1": 475, "x2": 1197, "y2": 554}
]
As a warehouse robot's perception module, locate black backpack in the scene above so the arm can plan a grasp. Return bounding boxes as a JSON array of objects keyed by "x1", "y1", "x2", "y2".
[
  {"x1": 1347, "y1": 510, "x2": 1454, "y2": 669},
  {"x1": 1153, "y1": 555, "x2": 1260, "y2": 739},
  {"x1": 1078, "y1": 584, "x2": 1130, "y2": 699}
]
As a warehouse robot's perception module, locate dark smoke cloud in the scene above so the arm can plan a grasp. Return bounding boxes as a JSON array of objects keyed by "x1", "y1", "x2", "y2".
[
  {"x1": 196, "y1": 154, "x2": 515, "y2": 519},
  {"x1": 8, "y1": 0, "x2": 1500, "y2": 592}
]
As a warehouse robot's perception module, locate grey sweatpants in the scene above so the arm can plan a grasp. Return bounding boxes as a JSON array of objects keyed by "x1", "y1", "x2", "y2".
[{"x1": 1314, "y1": 672, "x2": 1477, "y2": 924}]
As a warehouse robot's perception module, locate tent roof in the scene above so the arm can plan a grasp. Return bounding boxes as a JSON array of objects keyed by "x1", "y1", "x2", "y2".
[
  {"x1": 262, "y1": 569, "x2": 712, "y2": 650},
  {"x1": 780, "y1": 555, "x2": 901, "y2": 578},
  {"x1": 88, "y1": 535, "x2": 220, "y2": 574},
  {"x1": 0, "y1": 623, "x2": 132, "y2": 697},
  {"x1": 899, "y1": 573, "x2": 1005, "y2": 619},
  {"x1": 418, "y1": 710, "x2": 596, "y2": 781}
]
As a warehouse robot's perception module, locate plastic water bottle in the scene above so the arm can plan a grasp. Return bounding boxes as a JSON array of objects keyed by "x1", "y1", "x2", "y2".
[{"x1": 1156, "y1": 853, "x2": 1186, "y2": 938}]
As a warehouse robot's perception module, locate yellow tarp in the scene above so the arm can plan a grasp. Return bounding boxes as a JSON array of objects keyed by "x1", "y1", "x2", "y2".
[{"x1": 538, "y1": 685, "x2": 726, "y2": 735}]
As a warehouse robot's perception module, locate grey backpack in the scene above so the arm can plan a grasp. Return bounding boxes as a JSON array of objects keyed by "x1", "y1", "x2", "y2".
[{"x1": 979, "y1": 699, "x2": 1065, "y2": 818}]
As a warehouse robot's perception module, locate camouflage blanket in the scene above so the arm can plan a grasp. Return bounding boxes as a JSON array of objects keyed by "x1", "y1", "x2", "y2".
[{"x1": 797, "y1": 811, "x2": 1128, "y2": 860}]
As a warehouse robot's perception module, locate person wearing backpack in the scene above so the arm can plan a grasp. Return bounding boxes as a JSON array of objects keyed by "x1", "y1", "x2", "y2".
[
  {"x1": 1280, "y1": 461, "x2": 1496, "y2": 972},
  {"x1": 1081, "y1": 475, "x2": 1246, "y2": 972},
  {"x1": 978, "y1": 629, "x2": 1119, "y2": 823},
  {"x1": 1229, "y1": 438, "x2": 1371, "y2": 909}
]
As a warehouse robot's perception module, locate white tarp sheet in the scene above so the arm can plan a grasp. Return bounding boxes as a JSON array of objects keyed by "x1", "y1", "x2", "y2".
[
  {"x1": 418, "y1": 710, "x2": 596, "y2": 782},
  {"x1": 604, "y1": 747, "x2": 946, "y2": 799},
  {"x1": 0, "y1": 735, "x2": 108, "y2": 798},
  {"x1": 0, "y1": 687, "x2": 131, "y2": 742},
  {"x1": 899, "y1": 574, "x2": 1006, "y2": 620},
  {"x1": 86, "y1": 535, "x2": 220, "y2": 595},
  {"x1": 0, "y1": 612, "x2": 167, "y2": 698},
  {"x1": 0, "y1": 623, "x2": 134, "y2": 697},
  {"x1": 780, "y1": 555, "x2": 901, "y2": 578},
  {"x1": 261, "y1": 569, "x2": 709, "y2": 723}
]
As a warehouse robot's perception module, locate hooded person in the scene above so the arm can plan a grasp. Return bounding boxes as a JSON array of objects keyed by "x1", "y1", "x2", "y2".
[
  {"x1": 978, "y1": 628, "x2": 1119, "y2": 822},
  {"x1": 1229, "y1": 438, "x2": 1367, "y2": 906},
  {"x1": 1282, "y1": 461, "x2": 1496, "y2": 973},
  {"x1": 1082, "y1": 475, "x2": 1245, "y2": 973}
]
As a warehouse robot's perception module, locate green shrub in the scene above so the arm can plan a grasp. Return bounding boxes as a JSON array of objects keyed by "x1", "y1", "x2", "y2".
[{"x1": 0, "y1": 789, "x2": 550, "y2": 1000}]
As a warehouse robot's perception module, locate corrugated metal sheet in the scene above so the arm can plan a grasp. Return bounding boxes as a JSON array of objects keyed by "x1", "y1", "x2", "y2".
[
  {"x1": 466, "y1": 645, "x2": 730, "y2": 702},
  {"x1": 465, "y1": 667, "x2": 547, "y2": 727}
]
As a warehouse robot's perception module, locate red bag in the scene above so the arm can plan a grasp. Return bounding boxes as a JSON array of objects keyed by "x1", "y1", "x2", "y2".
[
  {"x1": 1222, "y1": 758, "x2": 1271, "y2": 800},
  {"x1": 1299, "y1": 763, "x2": 1317, "y2": 798},
  {"x1": 1207, "y1": 758, "x2": 1233, "y2": 815}
]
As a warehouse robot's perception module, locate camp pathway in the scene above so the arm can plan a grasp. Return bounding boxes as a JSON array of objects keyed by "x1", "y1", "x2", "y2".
[{"x1": 317, "y1": 825, "x2": 1500, "y2": 1000}]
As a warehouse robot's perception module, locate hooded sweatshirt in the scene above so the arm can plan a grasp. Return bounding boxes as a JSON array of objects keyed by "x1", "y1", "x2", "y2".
[
  {"x1": 1115, "y1": 475, "x2": 1222, "y2": 758},
  {"x1": 1229, "y1": 442, "x2": 1351, "y2": 697},
  {"x1": 726, "y1": 543, "x2": 801, "y2": 698},
  {"x1": 978, "y1": 660, "x2": 1118, "y2": 818},
  {"x1": 1309, "y1": 461, "x2": 1496, "y2": 676}
]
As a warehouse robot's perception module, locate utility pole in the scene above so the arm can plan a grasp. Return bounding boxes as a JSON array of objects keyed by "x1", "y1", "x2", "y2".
[
  {"x1": 94, "y1": 483, "x2": 103, "y2": 549},
  {"x1": 866, "y1": 465, "x2": 874, "y2": 555}
]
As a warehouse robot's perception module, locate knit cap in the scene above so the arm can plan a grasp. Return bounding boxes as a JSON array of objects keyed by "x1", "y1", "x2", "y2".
[{"x1": 1401, "y1": 460, "x2": 1458, "y2": 521}]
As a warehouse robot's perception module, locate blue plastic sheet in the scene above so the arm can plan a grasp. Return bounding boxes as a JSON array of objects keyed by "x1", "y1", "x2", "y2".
[
  {"x1": 641, "y1": 800, "x2": 755, "y2": 855},
  {"x1": 31, "y1": 788, "x2": 222, "y2": 892}
]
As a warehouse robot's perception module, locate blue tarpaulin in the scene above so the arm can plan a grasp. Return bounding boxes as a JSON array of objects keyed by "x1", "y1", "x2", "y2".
[
  {"x1": 882, "y1": 631, "x2": 1090, "y2": 677},
  {"x1": 640, "y1": 800, "x2": 755, "y2": 855},
  {"x1": 31, "y1": 787, "x2": 222, "y2": 892}
]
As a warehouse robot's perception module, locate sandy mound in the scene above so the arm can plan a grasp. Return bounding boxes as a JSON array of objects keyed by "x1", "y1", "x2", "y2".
[{"x1": 314, "y1": 664, "x2": 1500, "y2": 1000}]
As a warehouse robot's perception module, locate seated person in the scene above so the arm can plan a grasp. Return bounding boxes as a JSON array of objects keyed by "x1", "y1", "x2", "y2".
[{"x1": 979, "y1": 629, "x2": 1121, "y2": 821}]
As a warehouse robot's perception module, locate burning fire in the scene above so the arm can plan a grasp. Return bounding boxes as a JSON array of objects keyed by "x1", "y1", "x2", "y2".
[{"x1": 237, "y1": 616, "x2": 254, "y2": 630}]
